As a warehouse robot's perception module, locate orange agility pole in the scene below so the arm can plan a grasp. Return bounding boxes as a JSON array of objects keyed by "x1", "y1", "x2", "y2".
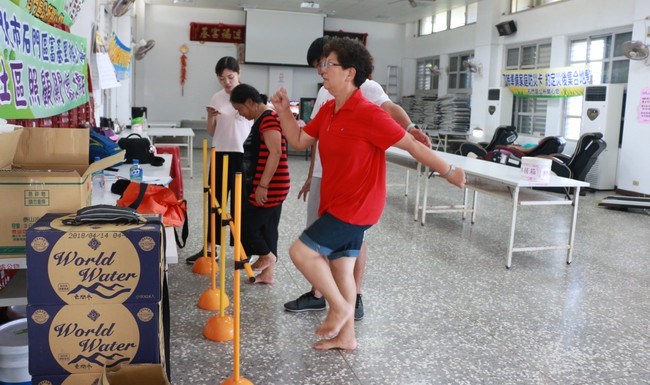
[
  {"x1": 221, "y1": 172, "x2": 253, "y2": 385},
  {"x1": 203, "y1": 153, "x2": 234, "y2": 342},
  {"x1": 208, "y1": 192, "x2": 256, "y2": 282},
  {"x1": 199, "y1": 151, "x2": 229, "y2": 312},
  {"x1": 193, "y1": 140, "x2": 213, "y2": 275}
]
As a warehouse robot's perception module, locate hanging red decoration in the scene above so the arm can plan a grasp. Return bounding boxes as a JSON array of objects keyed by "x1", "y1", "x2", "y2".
[{"x1": 180, "y1": 44, "x2": 188, "y2": 96}]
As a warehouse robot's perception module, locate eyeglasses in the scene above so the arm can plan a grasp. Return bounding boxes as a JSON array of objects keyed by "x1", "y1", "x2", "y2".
[{"x1": 318, "y1": 60, "x2": 342, "y2": 69}]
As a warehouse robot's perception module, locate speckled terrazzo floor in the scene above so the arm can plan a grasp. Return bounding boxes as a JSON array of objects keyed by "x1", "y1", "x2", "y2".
[{"x1": 166, "y1": 149, "x2": 649, "y2": 385}]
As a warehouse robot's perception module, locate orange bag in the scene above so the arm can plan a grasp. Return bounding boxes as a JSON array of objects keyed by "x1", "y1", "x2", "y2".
[{"x1": 117, "y1": 182, "x2": 188, "y2": 247}]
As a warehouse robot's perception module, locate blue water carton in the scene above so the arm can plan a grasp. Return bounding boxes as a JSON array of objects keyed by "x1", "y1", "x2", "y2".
[
  {"x1": 26, "y1": 213, "x2": 164, "y2": 305},
  {"x1": 27, "y1": 302, "x2": 163, "y2": 375}
]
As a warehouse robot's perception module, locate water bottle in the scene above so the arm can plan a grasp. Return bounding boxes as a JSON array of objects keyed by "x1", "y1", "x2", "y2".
[
  {"x1": 91, "y1": 156, "x2": 105, "y2": 191},
  {"x1": 129, "y1": 159, "x2": 143, "y2": 182}
]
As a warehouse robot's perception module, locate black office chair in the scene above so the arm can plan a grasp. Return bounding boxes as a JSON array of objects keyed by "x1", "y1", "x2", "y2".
[
  {"x1": 550, "y1": 132, "x2": 607, "y2": 181},
  {"x1": 536, "y1": 132, "x2": 607, "y2": 196},
  {"x1": 458, "y1": 125, "x2": 518, "y2": 158}
]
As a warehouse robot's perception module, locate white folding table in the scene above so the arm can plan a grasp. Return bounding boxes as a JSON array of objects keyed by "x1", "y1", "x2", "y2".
[{"x1": 386, "y1": 147, "x2": 589, "y2": 268}]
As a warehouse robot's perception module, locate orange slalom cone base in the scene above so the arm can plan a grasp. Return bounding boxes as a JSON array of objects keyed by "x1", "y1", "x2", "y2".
[
  {"x1": 204, "y1": 314, "x2": 234, "y2": 342},
  {"x1": 197, "y1": 288, "x2": 229, "y2": 311},
  {"x1": 192, "y1": 256, "x2": 214, "y2": 275},
  {"x1": 221, "y1": 377, "x2": 253, "y2": 385}
]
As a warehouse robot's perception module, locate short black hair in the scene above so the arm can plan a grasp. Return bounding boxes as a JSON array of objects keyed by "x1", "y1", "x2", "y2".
[
  {"x1": 215, "y1": 56, "x2": 239, "y2": 76},
  {"x1": 306, "y1": 36, "x2": 331, "y2": 66},
  {"x1": 323, "y1": 37, "x2": 373, "y2": 88},
  {"x1": 230, "y1": 83, "x2": 268, "y2": 105}
]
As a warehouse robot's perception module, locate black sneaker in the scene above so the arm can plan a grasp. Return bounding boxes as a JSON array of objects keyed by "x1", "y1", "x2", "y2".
[
  {"x1": 354, "y1": 294, "x2": 364, "y2": 321},
  {"x1": 284, "y1": 291, "x2": 326, "y2": 312},
  {"x1": 185, "y1": 250, "x2": 211, "y2": 265}
]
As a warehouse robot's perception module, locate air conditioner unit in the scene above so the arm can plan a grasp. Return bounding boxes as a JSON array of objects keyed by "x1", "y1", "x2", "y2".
[
  {"x1": 485, "y1": 87, "x2": 514, "y2": 134},
  {"x1": 580, "y1": 84, "x2": 626, "y2": 190}
]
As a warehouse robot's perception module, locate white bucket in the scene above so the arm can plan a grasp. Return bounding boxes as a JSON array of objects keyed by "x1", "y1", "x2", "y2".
[
  {"x1": 0, "y1": 318, "x2": 30, "y2": 385},
  {"x1": 520, "y1": 156, "x2": 552, "y2": 183}
]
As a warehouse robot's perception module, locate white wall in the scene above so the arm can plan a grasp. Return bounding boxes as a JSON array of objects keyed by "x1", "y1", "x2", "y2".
[
  {"x1": 135, "y1": 6, "x2": 404, "y2": 122},
  {"x1": 617, "y1": 1, "x2": 650, "y2": 195}
]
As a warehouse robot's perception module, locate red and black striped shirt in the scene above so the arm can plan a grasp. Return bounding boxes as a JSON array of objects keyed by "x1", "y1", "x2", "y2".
[{"x1": 243, "y1": 110, "x2": 290, "y2": 208}]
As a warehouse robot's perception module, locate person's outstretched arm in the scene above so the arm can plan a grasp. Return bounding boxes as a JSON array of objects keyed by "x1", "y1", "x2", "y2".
[{"x1": 393, "y1": 134, "x2": 466, "y2": 189}]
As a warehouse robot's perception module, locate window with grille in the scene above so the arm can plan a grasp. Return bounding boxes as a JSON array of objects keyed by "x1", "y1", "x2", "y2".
[
  {"x1": 563, "y1": 31, "x2": 631, "y2": 140},
  {"x1": 505, "y1": 42, "x2": 551, "y2": 136},
  {"x1": 416, "y1": 57, "x2": 440, "y2": 94},
  {"x1": 448, "y1": 53, "x2": 474, "y2": 93}
]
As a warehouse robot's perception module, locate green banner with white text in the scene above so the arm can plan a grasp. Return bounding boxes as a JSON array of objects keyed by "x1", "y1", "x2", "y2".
[{"x1": 0, "y1": 1, "x2": 89, "y2": 119}]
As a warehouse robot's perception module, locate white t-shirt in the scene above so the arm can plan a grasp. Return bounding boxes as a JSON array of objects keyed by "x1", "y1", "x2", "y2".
[
  {"x1": 310, "y1": 79, "x2": 392, "y2": 178},
  {"x1": 209, "y1": 89, "x2": 253, "y2": 152}
]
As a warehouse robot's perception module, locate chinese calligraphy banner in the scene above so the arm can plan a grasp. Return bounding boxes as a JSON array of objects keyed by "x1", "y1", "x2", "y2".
[
  {"x1": 502, "y1": 66, "x2": 592, "y2": 98},
  {"x1": 16, "y1": 0, "x2": 74, "y2": 27},
  {"x1": 108, "y1": 33, "x2": 131, "y2": 81},
  {"x1": 0, "y1": 1, "x2": 89, "y2": 119},
  {"x1": 189, "y1": 22, "x2": 245, "y2": 44}
]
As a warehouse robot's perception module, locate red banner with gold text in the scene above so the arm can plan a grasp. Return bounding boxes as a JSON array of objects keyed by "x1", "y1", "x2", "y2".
[{"x1": 189, "y1": 23, "x2": 245, "y2": 43}]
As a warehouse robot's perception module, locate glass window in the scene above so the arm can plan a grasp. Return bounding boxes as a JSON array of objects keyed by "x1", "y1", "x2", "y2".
[
  {"x1": 507, "y1": 48, "x2": 519, "y2": 67},
  {"x1": 433, "y1": 11, "x2": 448, "y2": 32},
  {"x1": 466, "y1": 2, "x2": 478, "y2": 24},
  {"x1": 506, "y1": 42, "x2": 552, "y2": 136},
  {"x1": 419, "y1": 16, "x2": 433, "y2": 36},
  {"x1": 448, "y1": 52, "x2": 473, "y2": 92},
  {"x1": 416, "y1": 57, "x2": 439, "y2": 93},
  {"x1": 450, "y1": 6, "x2": 466, "y2": 29},
  {"x1": 511, "y1": 0, "x2": 563, "y2": 13},
  {"x1": 563, "y1": 31, "x2": 631, "y2": 140}
]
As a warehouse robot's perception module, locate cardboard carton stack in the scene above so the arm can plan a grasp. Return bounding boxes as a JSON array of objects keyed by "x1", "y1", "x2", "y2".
[
  {"x1": 0, "y1": 126, "x2": 124, "y2": 257},
  {"x1": 26, "y1": 213, "x2": 165, "y2": 385}
]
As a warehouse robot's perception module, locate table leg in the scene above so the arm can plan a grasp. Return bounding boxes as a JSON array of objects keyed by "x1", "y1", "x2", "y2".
[
  {"x1": 421, "y1": 165, "x2": 430, "y2": 226},
  {"x1": 471, "y1": 190, "x2": 478, "y2": 224},
  {"x1": 566, "y1": 187, "x2": 581, "y2": 264},
  {"x1": 462, "y1": 188, "x2": 468, "y2": 220},
  {"x1": 506, "y1": 187, "x2": 520, "y2": 269},
  {"x1": 405, "y1": 169, "x2": 409, "y2": 197},
  {"x1": 189, "y1": 136, "x2": 194, "y2": 178},
  {"x1": 414, "y1": 162, "x2": 421, "y2": 221}
]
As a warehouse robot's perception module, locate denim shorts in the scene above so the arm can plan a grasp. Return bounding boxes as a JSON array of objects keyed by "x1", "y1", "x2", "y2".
[{"x1": 299, "y1": 212, "x2": 371, "y2": 260}]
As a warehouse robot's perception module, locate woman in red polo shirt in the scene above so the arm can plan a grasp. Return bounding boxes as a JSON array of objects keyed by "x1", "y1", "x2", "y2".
[{"x1": 271, "y1": 37, "x2": 466, "y2": 350}]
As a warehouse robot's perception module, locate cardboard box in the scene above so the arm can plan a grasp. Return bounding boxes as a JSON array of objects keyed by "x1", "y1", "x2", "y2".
[
  {"x1": 0, "y1": 127, "x2": 125, "y2": 256},
  {"x1": 27, "y1": 302, "x2": 163, "y2": 375},
  {"x1": 32, "y1": 373, "x2": 102, "y2": 385},
  {"x1": 26, "y1": 213, "x2": 163, "y2": 305},
  {"x1": 100, "y1": 364, "x2": 170, "y2": 385},
  {"x1": 32, "y1": 365, "x2": 170, "y2": 385}
]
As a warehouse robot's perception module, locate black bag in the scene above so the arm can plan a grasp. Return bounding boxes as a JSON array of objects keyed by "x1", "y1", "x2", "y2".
[{"x1": 118, "y1": 133, "x2": 165, "y2": 166}]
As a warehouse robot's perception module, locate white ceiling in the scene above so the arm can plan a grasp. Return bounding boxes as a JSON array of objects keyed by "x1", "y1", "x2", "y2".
[{"x1": 144, "y1": 0, "x2": 479, "y2": 24}]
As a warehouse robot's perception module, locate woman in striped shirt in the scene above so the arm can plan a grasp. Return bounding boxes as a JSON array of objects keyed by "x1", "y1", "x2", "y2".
[{"x1": 230, "y1": 84, "x2": 290, "y2": 284}]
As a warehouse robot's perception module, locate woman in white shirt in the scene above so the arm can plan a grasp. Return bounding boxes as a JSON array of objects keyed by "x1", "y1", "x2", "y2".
[{"x1": 187, "y1": 56, "x2": 253, "y2": 264}]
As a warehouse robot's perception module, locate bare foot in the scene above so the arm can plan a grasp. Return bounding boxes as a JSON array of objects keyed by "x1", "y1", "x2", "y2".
[
  {"x1": 246, "y1": 259, "x2": 275, "y2": 285},
  {"x1": 315, "y1": 306, "x2": 353, "y2": 337},
  {"x1": 251, "y1": 254, "x2": 274, "y2": 272},
  {"x1": 313, "y1": 336, "x2": 357, "y2": 350}
]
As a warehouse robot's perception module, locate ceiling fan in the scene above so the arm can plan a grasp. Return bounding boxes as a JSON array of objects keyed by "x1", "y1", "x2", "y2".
[
  {"x1": 621, "y1": 40, "x2": 650, "y2": 62},
  {"x1": 388, "y1": 0, "x2": 436, "y2": 8}
]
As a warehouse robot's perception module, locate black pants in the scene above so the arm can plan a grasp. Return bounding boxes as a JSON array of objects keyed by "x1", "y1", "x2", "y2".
[
  {"x1": 205, "y1": 152, "x2": 244, "y2": 246},
  {"x1": 241, "y1": 199, "x2": 283, "y2": 258}
]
